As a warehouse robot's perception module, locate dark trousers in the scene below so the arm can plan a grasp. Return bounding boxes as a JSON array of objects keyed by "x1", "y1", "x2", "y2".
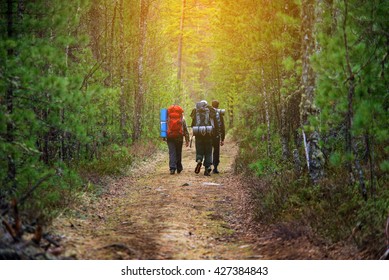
[
  {"x1": 195, "y1": 136, "x2": 212, "y2": 168},
  {"x1": 167, "y1": 138, "x2": 183, "y2": 171},
  {"x1": 212, "y1": 136, "x2": 220, "y2": 167}
]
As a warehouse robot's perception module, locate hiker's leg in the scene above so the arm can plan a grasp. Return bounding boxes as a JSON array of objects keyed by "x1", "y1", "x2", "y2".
[
  {"x1": 212, "y1": 136, "x2": 220, "y2": 167},
  {"x1": 194, "y1": 137, "x2": 204, "y2": 173},
  {"x1": 204, "y1": 138, "x2": 213, "y2": 170},
  {"x1": 195, "y1": 137, "x2": 205, "y2": 162},
  {"x1": 167, "y1": 138, "x2": 177, "y2": 171},
  {"x1": 176, "y1": 139, "x2": 183, "y2": 172}
]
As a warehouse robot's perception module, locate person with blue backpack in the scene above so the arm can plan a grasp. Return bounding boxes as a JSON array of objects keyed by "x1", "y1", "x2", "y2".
[
  {"x1": 190, "y1": 100, "x2": 216, "y2": 176},
  {"x1": 161, "y1": 105, "x2": 189, "y2": 175}
]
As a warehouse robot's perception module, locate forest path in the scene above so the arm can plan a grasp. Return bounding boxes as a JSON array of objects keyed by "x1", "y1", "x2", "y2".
[
  {"x1": 51, "y1": 138, "x2": 334, "y2": 260},
  {"x1": 52, "y1": 138, "x2": 262, "y2": 259}
]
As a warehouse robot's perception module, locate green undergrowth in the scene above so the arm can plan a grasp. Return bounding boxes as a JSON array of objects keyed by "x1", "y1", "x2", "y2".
[
  {"x1": 71, "y1": 139, "x2": 163, "y2": 213},
  {"x1": 25, "y1": 140, "x2": 162, "y2": 226},
  {"x1": 234, "y1": 131, "x2": 389, "y2": 259},
  {"x1": 78, "y1": 144, "x2": 133, "y2": 177},
  {"x1": 78, "y1": 139, "x2": 161, "y2": 177},
  {"x1": 17, "y1": 166, "x2": 84, "y2": 224}
]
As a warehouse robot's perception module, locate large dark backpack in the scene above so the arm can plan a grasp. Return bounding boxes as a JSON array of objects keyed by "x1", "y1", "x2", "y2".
[
  {"x1": 214, "y1": 108, "x2": 225, "y2": 137},
  {"x1": 167, "y1": 105, "x2": 184, "y2": 138},
  {"x1": 192, "y1": 101, "x2": 214, "y2": 136}
]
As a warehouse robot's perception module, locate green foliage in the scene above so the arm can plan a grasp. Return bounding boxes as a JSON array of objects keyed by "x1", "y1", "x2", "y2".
[
  {"x1": 329, "y1": 151, "x2": 343, "y2": 167},
  {"x1": 355, "y1": 196, "x2": 389, "y2": 254},
  {"x1": 0, "y1": 0, "x2": 90, "y2": 221},
  {"x1": 0, "y1": 0, "x2": 150, "y2": 224},
  {"x1": 0, "y1": 0, "x2": 387, "y2": 259},
  {"x1": 0, "y1": 0, "x2": 200, "y2": 226},
  {"x1": 314, "y1": 0, "x2": 388, "y2": 165},
  {"x1": 249, "y1": 158, "x2": 280, "y2": 177},
  {"x1": 80, "y1": 145, "x2": 133, "y2": 176},
  {"x1": 245, "y1": 165, "x2": 389, "y2": 256},
  {"x1": 380, "y1": 160, "x2": 389, "y2": 172},
  {"x1": 226, "y1": 0, "x2": 388, "y2": 258}
]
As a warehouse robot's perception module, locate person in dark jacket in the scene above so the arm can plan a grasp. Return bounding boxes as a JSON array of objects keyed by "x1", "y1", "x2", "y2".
[
  {"x1": 211, "y1": 100, "x2": 225, "y2": 174},
  {"x1": 166, "y1": 113, "x2": 190, "y2": 175},
  {"x1": 190, "y1": 100, "x2": 216, "y2": 176}
]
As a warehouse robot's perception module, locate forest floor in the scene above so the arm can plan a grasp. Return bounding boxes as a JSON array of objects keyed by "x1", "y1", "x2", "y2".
[{"x1": 51, "y1": 138, "x2": 361, "y2": 259}]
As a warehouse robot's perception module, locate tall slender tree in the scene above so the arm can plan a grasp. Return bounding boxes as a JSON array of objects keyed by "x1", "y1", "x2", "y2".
[
  {"x1": 133, "y1": 0, "x2": 149, "y2": 141},
  {"x1": 300, "y1": 0, "x2": 325, "y2": 183}
]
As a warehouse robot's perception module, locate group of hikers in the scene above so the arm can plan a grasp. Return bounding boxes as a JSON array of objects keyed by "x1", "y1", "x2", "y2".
[{"x1": 162, "y1": 100, "x2": 225, "y2": 176}]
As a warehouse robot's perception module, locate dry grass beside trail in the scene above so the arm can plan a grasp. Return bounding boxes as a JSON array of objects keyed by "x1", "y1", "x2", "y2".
[{"x1": 51, "y1": 138, "x2": 356, "y2": 260}]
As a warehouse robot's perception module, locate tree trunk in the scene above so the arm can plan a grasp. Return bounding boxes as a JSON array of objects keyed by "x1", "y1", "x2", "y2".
[
  {"x1": 343, "y1": 0, "x2": 354, "y2": 167},
  {"x1": 5, "y1": 0, "x2": 17, "y2": 191},
  {"x1": 281, "y1": 93, "x2": 290, "y2": 161},
  {"x1": 300, "y1": 0, "x2": 325, "y2": 183},
  {"x1": 274, "y1": 56, "x2": 289, "y2": 160},
  {"x1": 261, "y1": 68, "x2": 272, "y2": 158},
  {"x1": 119, "y1": 0, "x2": 128, "y2": 141},
  {"x1": 270, "y1": 64, "x2": 280, "y2": 129},
  {"x1": 227, "y1": 92, "x2": 234, "y2": 128},
  {"x1": 177, "y1": 0, "x2": 186, "y2": 82},
  {"x1": 109, "y1": 1, "x2": 118, "y2": 85},
  {"x1": 133, "y1": 0, "x2": 148, "y2": 142},
  {"x1": 343, "y1": 0, "x2": 367, "y2": 199},
  {"x1": 60, "y1": 108, "x2": 65, "y2": 162},
  {"x1": 366, "y1": 129, "x2": 375, "y2": 199}
]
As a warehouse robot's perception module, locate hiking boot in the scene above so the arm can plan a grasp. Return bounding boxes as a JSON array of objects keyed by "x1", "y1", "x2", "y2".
[
  {"x1": 213, "y1": 168, "x2": 219, "y2": 174},
  {"x1": 170, "y1": 169, "x2": 175, "y2": 175},
  {"x1": 204, "y1": 168, "x2": 211, "y2": 176},
  {"x1": 177, "y1": 169, "x2": 182, "y2": 174},
  {"x1": 195, "y1": 160, "x2": 202, "y2": 174}
]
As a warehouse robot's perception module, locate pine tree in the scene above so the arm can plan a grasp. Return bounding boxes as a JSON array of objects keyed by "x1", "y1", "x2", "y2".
[
  {"x1": 0, "y1": 0, "x2": 95, "y2": 218},
  {"x1": 314, "y1": 0, "x2": 388, "y2": 197}
]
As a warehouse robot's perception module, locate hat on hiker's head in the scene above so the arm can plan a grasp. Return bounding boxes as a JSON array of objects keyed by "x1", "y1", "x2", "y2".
[{"x1": 200, "y1": 100, "x2": 208, "y2": 106}]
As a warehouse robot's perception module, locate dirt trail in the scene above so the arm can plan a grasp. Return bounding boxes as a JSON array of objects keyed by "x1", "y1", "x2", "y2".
[
  {"x1": 51, "y1": 138, "x2": 362, "y2": 260},
  {"x1": 52, "y1": 139, "x2": 264, "y2": 259}
]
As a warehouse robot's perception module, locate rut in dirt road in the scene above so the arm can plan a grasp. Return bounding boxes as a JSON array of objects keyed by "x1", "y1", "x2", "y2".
[{"x1": 53, "y1": 138, "x2": 261, "y2": 260}]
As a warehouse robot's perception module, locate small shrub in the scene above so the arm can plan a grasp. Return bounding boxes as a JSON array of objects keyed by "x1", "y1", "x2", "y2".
[
  {"x1": 236, "y1": 125, "x2": 389, "y2": 258},
  {"x1": 79, "y1": 144, "x2": 133, "y2": 176},
  {"x1": 249, "y1": 158, "x2": 280, "y2": 177}
]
